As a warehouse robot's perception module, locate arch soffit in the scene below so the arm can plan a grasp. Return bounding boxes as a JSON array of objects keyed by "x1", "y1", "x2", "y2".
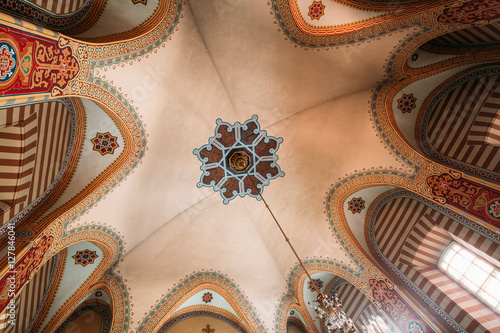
[
  {"x1": 414, "y1": 64, "x2": 500, "y2": 182},
  {"x1": 0, "y1": 0, "x2": 108, "y2": 36},
  {"x1": 76, "y1": 0, "x2": 174, "y2": 43},
  {"x1": 0, "y1": 97, "x2": 85, "y2": 235},
  {"x1": 53, "y1": 300, "x2": 112, "y2": 333},
  {"x1": 136, "y1": 272, "x2": 266, "y2": 333},
  {"x1": 35, "y1": 226, "x2": 128, "y2": 332}
]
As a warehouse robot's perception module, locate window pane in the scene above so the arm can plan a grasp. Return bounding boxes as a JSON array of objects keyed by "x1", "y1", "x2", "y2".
[
  {"x1": 440, "y1": 242, "x2": 500, "y2": 315},
  {"x1": 448, "y1": 266, "x2": 463, "y2": 280},
  {"x1": 450, "y1": 254, "x2": 471, "y2": 275},
  {"x1": 474, "y1": 258, "x2": 493, "y2": 274},
  {"x1": 459, "y1": 248, "x2": 475, "y2": 262},
  {"x1": 461, "y1": 277, "x2": 480, "y2": 293},
  {"x1": 478, "y1": 289, "x2": 499, "y2": 308},
  {"x1": 483, "y1": 276, "x2": 500, "y2": 298},
  {"x1": 466, "y1": 262, "x2": 490, "y2": 285},
  {"x1": 442, "y1": 249, "x2": 457, "y2": 265}
]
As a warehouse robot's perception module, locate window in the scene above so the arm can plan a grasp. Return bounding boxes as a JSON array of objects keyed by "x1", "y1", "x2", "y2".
[{"x1": 439, "y1": 242, "x2": 500, "y2": 312}]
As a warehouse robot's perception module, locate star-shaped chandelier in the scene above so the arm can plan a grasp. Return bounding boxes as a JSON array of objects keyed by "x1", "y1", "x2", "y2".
[{"x1": 193, "y1": 115, "x2": 284, "y2": 204}]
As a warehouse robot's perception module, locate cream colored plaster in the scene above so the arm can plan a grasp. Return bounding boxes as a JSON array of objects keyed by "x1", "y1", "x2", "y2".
[
  {"x1": 75, "y1": 0, "x2": 160, "y2": 39},
  {"x1": 116, "y1": 194, "x2": 286, "y2": 332},
  {"x1": 297, "y1": 0, "x2": 390, "y2": 27},
  {"x1": 187, "y1": 0, "x2": 415, "y2": 125}
]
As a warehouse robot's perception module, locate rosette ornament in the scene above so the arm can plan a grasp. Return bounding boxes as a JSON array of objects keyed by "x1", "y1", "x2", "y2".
[{"x1": 193, "y1": 115, "x2": 284, "y2": 204}]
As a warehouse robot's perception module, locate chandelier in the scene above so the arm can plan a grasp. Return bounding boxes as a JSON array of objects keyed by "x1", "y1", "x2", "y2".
[{"x1": 244, "y1": 171, "x2": 359, "y2": 333}]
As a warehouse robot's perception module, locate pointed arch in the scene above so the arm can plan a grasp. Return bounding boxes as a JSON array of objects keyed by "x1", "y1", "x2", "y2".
[{"x1": 136, "y1": 272, "x2": 266, "y2": 333}]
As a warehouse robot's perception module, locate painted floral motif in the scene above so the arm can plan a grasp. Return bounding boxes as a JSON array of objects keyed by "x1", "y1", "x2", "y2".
[
  {"x1": 437, "y1": 0, "x2": 500, "y2": 24},
  {"x1": 427, "y1": 172, "x2": 500, "y2": 227},
  {"x1": 0, "y1": 0, "x2": 97, "y2": 30},
  {"x1": 0, "y1": 28, "x2": 79, "y2": 96},
  {"x1": 348, "y1": 197, "x2": 365, "y2": 214},
  {"x1": 409, "y1": 321, "x2": 424, "y2": 333},
  {"x1": 397, "y1": 93, "x2": 417, "y2": 113},
  {"x1": 95, "y1": 290, "x2": 103, "y2": 297},
  {"x1": 193, "y1": 115, "x2": 284, "y2": 204},
  {"x1": 307, "y1": 278, "x2": 323, "y2": 292},
  {"x1": 72, "y1": 249, "x2": 98, "y2": 267},
  {"x1": 0, "y1": 43, "x2": 16, "y2": 81},
  {"x1": 91, "y1": 132, "x2": 119, "y2": 156},
  {"x1": 308, "y1": 1, "x2": 325, "y2": 20},
  {"x1": 202, "y1": 292, "x2": 213, "y2": 303},
  {"x1": 489, "y1": 201, "x2": 500, "y2": 218}
]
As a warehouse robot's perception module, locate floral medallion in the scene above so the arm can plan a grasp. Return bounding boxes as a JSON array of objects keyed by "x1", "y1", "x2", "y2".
[
  {"x1": 91, "y1": 132, "x2": 119, "y2": 156},
  {"x1": 397, "y1": 93, "x2": 417, "y2": 113},
  {"x1": 307, "y1": 278, "x2": 323, "y2": 292},
  {"x1": 0, "y1": 42, "x2": 16, "y2": 82},
  {"x1": 72, "y1": 249, "x2": 98, "y2": 267},
  {"x1": 348, "y1": 197, "x2": 365, "y2": 214},
  {"x1": 308, "y1": 1, "x2": 325, "y2": 20},
  {"x1": 409, "y1": 321, "x2": 424, "y2": 333},
  {"x1": 488, "y1": 200, "x2": 500, "y2": 218},
  {"x1": 193, "y1": 115, "x2": 284, "y2": 204},
  {"x1": 202, "y1": 292, "x2": 213, "y2": 303}
]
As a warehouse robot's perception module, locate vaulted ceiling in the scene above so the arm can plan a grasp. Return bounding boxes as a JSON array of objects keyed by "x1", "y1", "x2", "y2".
[{"x1": 1, "y1": 0, "x2": 500, "y2": 332}]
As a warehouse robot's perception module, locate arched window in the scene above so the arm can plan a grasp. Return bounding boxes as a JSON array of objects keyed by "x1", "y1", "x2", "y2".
[{"x1": 439, "y1": 242, "x2": 500, "y2": 312}]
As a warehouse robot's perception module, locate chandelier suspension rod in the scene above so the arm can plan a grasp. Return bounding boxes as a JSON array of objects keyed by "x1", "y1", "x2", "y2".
[{"x1": 245, "y1": 171, "x2": 321, "y2": 295}]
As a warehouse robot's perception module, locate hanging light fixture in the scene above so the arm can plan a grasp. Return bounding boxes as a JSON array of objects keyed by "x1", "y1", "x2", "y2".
[{"x1": 244, "y1": 171, "x2": 359, "y2": 333}]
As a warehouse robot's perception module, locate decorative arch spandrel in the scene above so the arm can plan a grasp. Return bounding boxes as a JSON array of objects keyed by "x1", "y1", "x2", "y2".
[{"x1": 136, "y1": 272, "x2": 266, "y2": 333}]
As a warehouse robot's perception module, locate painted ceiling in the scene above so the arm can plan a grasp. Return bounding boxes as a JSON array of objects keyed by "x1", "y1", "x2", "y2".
[{"x1": 1, "y1": 0, "x2": 500, "y2": 332}]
